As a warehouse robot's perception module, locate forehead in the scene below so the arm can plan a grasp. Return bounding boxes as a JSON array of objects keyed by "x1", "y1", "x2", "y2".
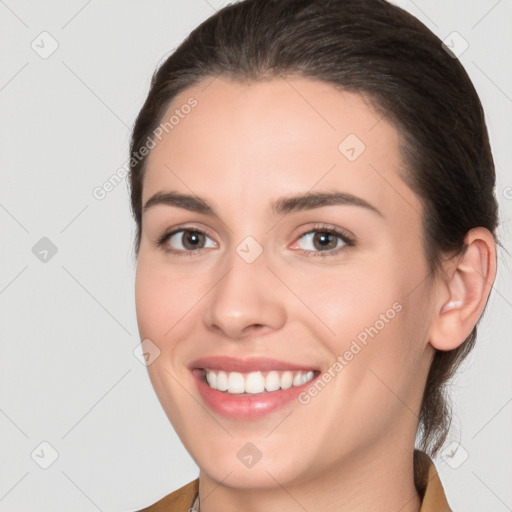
[{"x1": 142, "y1": 75, "x2": 422, "y2": 222}]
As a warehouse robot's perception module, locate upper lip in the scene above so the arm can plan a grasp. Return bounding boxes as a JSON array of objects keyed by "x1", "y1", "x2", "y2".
[{"x1": 190, "y1": 356, "x2": 319, "y2": 373}]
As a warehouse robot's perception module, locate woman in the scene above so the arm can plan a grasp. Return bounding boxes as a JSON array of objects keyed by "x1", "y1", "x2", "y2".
[{"x1": 129, "y1": 0, "x2": 498, "y2": 510}]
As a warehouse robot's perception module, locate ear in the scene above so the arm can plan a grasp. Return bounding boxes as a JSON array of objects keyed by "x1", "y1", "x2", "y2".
[{"x1": 429, "y1": 227, "x2": 497, "y2": 351}]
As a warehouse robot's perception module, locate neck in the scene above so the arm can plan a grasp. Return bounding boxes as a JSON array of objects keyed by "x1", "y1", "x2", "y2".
[{"x1": 197, "y1": 443, "x2": 422, "y2": 512}]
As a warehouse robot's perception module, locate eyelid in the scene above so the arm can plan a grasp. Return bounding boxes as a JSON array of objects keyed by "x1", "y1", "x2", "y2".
[
  {"x1": 289, "y1": 223, "x2": 355, "y2": 256},
  {"x1": 154, "y1": 223, "x2": 218, "y2": 255},
  {"x1": 293, "y1": 223, "x2": 355, "y2": 244},
  {"x1": 155, "y1": 222, "x2": 356, "y2": 257}
]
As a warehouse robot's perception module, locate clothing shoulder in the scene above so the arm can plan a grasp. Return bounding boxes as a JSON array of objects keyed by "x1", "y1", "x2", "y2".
[
  {"x1": 136, "y1": 479, "x2": 199, "y2": 512},
  {"x1": 417, "y1": 451, "x2": 452, "y2": 512}
]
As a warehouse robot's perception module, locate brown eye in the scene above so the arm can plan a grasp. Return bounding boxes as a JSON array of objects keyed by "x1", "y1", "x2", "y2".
[
  {"x1": 297, "y1": 231, "x2": 345, "y2": 252},
  {"x1": 160, "y1": 228, "x2": 217, "y2": 255},
  {"x1": 177, "y1": 230, "x2": 206, "y2": 250},
  {"x1": 312, "y1": 232, "x2": 338, "y2": 251},
  {"x1": 294, "y1": 226, "x2": 355, "y2": 258}
]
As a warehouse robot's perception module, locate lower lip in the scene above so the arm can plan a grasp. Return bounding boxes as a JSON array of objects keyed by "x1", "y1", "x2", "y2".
[{"x1": 192, "y1": 369, "x2": 318, "y2": 420}]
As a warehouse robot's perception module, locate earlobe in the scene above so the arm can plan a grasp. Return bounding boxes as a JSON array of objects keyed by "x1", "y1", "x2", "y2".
[{"x1": 429, "y1": 227, "x2": 497, "y2": 352}]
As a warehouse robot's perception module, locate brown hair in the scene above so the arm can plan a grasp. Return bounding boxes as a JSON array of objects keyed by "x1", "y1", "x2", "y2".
[{"x1": 129, "y1": 0, "x2": 498, "y2": 458}]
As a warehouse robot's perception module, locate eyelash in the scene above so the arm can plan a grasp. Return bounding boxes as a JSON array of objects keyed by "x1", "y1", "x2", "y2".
[{"x1": 155, "y1": 223, "x2": 356, "y2": 258}]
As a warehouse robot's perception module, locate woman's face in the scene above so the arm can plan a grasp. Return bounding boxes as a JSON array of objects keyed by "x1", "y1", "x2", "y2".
[{"x1": 135, "y1": 76, "x2": 437, "y2": 488}]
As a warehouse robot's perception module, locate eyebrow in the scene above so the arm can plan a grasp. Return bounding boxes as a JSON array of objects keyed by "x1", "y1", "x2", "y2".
[{"x1": 143, "y1": 190, "x2": 383, "y2": 218}]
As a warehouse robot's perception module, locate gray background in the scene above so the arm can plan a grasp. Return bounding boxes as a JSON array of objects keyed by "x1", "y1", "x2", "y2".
[{"x1": 0, "y1": 0, "x2": 511, "y2": 510}]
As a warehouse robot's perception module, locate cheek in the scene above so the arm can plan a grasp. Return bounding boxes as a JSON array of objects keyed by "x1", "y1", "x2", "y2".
[
  {"x1": 308, "y1": 261, "x2": 428, "y2": 388},
  {"x1": 135, "y1": 257, "x2": 193, "y2": 342},
  {"x1": 135, "y1": 263, "x2": 165, "y2": 340},
  {"x1": 134, "y1": 258, "x2": 200, "y2": 427},
  {"x1": 304, "y1": 267, "x2": 401, "y2": 346},
  {"x1": 135, "y1": 256, "x2": 181, "y2": 350}
]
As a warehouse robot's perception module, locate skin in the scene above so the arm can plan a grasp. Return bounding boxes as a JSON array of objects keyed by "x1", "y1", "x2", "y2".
[{"x1": 135, "y1": 76, "x2": 496, "y2": 512}]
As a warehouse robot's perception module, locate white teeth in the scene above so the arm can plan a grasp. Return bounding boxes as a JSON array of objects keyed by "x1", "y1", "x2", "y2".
[
  {"x1": 206, "y1": 370, "x2": 217, "y2": 389},
  {"x1": 303, "y1": 371, "x2": 314, "y2": 384},
  {"x1": 204, "y1": 369, "x2": 316, "y2": 394},
  {"x1": 281, "y1": 371, "x2": 293, "y2": 389},
  {"x1": 265, "y1": 371, "x2": 281, "y2": 392},
  {"x1": 293, "y1": 372, "x2": 303, "y2": 386},
  {"x1": 245, "y1": 371, "x2": 265, "y2": 394},
  {"x1": 216, "y1": 370, "x2": 228, "y2": 391},
  {"x1": 227, "y1": 372, "x2": 245, "y2": 394}
]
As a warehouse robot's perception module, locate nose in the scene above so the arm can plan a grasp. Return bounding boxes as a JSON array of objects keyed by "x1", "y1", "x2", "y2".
[{"x1": 203, "y1": 248, "x2": 287, "y2": 340}]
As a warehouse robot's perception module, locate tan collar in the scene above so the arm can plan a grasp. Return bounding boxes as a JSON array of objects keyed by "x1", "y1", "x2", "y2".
[{"x1": 417, "y1": 451, "x2": 452, "y2": 511}]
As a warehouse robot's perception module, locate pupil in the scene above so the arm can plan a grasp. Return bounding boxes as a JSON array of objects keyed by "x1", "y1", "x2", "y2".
[
  {"x1": 184, "y1": 231, "x2": 203, "y2": 250},
  {"x1": 316, "y1": 232, "x2": 334, "y2": 250}
]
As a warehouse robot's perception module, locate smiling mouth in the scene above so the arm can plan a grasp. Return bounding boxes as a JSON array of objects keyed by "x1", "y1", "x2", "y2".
[{"x1": 197, "y1": 368, "x2": 318, "y2": 394}]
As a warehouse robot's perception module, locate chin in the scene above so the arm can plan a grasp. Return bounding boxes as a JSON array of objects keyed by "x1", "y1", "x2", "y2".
[{"x1": 191, "y1": 439, "x2": 309, "y2": 490}]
